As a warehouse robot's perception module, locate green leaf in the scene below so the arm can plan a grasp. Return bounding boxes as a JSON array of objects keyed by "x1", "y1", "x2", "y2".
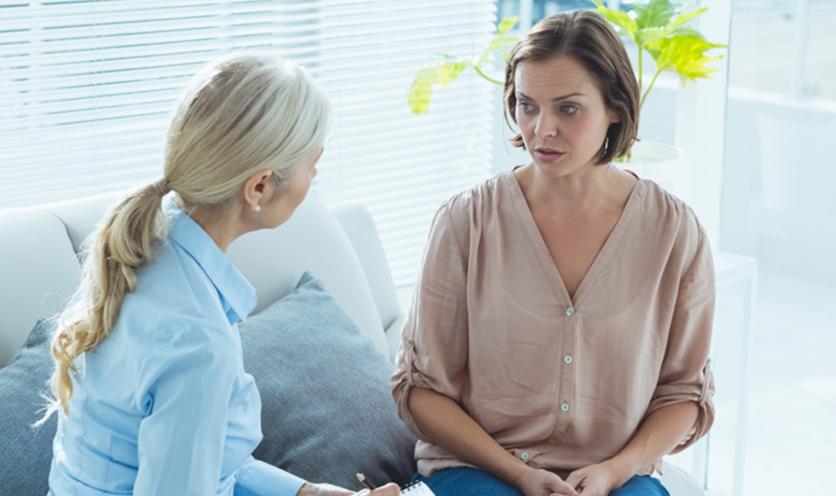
[
  {"x1": 651, "y1": 32, "x2": 726, "y2": 81},
  {"x1": 669, "y1": 7, "x2": 708, "y2": 29},
  {"x1": 407, "y1": 67, "x2": 437, "y2": 114},
  {"x1": 633, "y1": 0, "x2": 675, "y2": 29},
  {"x1": 635, "y1": 26, "x2": 670, "y2": 48},
  {"x1": 641, "y1": 7, "x2": 708, "y2": 57},
  {"x1": 438, "y1": 61, "x2": 467, "y2": 86},
  {"x1": 593, "y1": 0, "x2": 637, "y2": 41},
  {"x1": 407, "y1": 61, "x2": 469, "y2": 113},
  {"x1": 478, "y1": 17, "x2": 519, "y2": 67},
  {"x1": 407, "y1": 16, "x2": 520, "y2": 113},
  {"x1": 497, "y1": 16, "x2": 518, "y2": 36}
]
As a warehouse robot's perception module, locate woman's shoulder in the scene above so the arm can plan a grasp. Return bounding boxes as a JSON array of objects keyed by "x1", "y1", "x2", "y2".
[
  {"x1": 132, "y1": 239, "x2": 224, "y2": 311},
  {"x1": 121, "y1": 244, "x2": 236, "y2": 346},
  {"x1": 636, "y1": 179, "x2": 703, "y2": 237},
  {"x1": 438, "y1": 169, "x2": 518, "y2": 224},
  {"x1": 635, "y1": 179, "x2": 708, "y2": 270}
]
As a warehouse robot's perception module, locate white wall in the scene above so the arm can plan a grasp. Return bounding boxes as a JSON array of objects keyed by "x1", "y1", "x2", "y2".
[{"x1": 721, "y1": 87, "x2": 836, "y2": 281}]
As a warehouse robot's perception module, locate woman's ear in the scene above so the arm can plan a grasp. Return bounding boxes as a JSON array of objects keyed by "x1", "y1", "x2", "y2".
[{"x1": 242, "y1": 169, "x2": 274, "y2": 211}]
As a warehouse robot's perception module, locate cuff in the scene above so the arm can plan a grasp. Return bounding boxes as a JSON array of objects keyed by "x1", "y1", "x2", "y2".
[{"x1": 234, "y1": 457, "x2": 307, "y2": 496}]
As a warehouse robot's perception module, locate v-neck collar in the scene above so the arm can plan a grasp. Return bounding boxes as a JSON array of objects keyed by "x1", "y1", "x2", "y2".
[{"x1": 505, "y1": 167, "x2": 644, "y2": 309}]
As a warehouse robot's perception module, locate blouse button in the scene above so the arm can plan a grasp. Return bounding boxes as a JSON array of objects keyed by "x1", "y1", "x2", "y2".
[
  {"x1": 563, "y1": 355, "x2": 573, "y2": 365},
  {"x1": 565, "y1": 307, "x2": 575, "y2": 317},
  {"x1": 560, "y1": 402, "x2": 570, "y2": 413}
]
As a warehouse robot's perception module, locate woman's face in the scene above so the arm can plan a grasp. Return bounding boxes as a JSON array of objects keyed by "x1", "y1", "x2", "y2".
[
  {"x1": 514, "y1": 55, "x2": 619, "y2": 177},
  {"x1": 261, "y1": 146, "x2": 323, "y2": 228}
]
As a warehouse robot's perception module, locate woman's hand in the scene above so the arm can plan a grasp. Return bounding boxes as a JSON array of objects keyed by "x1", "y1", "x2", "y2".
[
  {"x1": 564, "y1": 461, "x2": 625, "y2": 496},
  {"x1": 297, "y1": 482, "x2": 352, "y2": 496},
  {"x1": 297, "y1": 482, "x2": 401, "y2": 496},
  {"x1": 516, "y1": 467, "x2": 579, "y2": 496},
  {"x1": 360, "y1": 483, "x2": 401, "y2": 496}
]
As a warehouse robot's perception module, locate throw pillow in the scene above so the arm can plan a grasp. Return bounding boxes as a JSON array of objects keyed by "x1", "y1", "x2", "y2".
[
  {"x1": 0, "y1": 319, "x2": 56, "y2": 495},
  {"x1": 240, "y1": 272, "x2": 417, "y2": 490}
]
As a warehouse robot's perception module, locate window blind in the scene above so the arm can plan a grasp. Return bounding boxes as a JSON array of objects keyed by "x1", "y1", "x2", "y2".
[{"x1": 0, "y1": 0, "x2": 497, "y2": 286}]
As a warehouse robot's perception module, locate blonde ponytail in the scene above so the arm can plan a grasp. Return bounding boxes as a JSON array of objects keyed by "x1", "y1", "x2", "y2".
[{"x1": 37, "y1": 180, "x2": 170, "y2": 424}]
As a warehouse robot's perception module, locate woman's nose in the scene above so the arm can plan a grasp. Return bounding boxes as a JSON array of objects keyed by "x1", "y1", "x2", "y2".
[{"x1": 535, "y1": 114, "x2": 558, "y2": 139}]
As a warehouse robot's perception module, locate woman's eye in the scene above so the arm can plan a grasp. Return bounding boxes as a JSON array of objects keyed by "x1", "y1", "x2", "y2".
[
  {"x1": 561, "y1": 104, "x2": 579, "y2": 116},
  {"x1": 518, "y1": 101, "x2": 535, "y2": 113}
]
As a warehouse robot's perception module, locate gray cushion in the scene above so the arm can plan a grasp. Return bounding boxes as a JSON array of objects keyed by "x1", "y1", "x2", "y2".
[
  {"x1": 0, "y1": 319, "x2": 56, "y2": 495},
  {"x1": 241, "y1": 272, "x2": 417, "y2": 490}
]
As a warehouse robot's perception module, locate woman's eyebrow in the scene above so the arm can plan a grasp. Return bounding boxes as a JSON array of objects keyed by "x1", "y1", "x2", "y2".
[{"x1": 517, "y1": 91, "x2": 584, "y2": 102}]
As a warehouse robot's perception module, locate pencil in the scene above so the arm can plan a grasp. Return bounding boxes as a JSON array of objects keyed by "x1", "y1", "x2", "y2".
[{"x1": 356, "y1": 472, "x2": 378, "y2": 490}]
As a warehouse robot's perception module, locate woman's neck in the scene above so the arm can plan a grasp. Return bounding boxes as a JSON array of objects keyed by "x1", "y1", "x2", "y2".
[{"x1": 515, "y1": 162, "x2": 633, "y2": 214}]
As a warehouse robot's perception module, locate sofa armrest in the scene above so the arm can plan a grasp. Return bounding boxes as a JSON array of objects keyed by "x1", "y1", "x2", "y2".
[
  {"x1": 384, "y1": 314, "x2": 406, "y2": 363},
  {"x1": 332, "y1": 205, "x2": 401, "y2": 333}
]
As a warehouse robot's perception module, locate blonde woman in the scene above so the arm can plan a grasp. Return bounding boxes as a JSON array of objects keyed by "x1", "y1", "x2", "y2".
[{"x1": 40, "y1": 54, "x2": 400, "y2": 496}]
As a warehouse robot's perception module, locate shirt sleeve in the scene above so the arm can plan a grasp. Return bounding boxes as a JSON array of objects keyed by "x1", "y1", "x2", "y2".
[
  {"x1": 133, "y1": 323, "x2": 239, "y2": 496},
  {"x1": 645, "y1": 218, "x2": 717, "y2": 453},
  {"x1": 391, "y1": 200, "x2": 470, "y2": 442},
  {"x1": 233, "y1": 456, "x2": 306, "y2": 496}
]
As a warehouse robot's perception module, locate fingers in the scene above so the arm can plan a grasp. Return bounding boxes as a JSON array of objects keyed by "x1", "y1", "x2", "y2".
[
  {"x1": 372, "y1": 483, "x2": 401, "y2": 495},
  {"x1": 329, "y1": 489, "x2": 355, "y2": 496},
  {"x1": 564, "y1": 470, "x2": 585, "y2": 490},
  {"x1": 317, "y1": 484, "x2": 354, "y2": 496},
  {"x1": 356, "y1": 482, "x2": 400, "y2": 496},
  {"x1": 575, "y1": 482, "x2": 606, "y2": 496},
  {"x1": 546, "y1": 480, "x2": 578, "y2": 496},
  {"x1": 555, "y1": 479, "x2": 580, "y2": 496}
]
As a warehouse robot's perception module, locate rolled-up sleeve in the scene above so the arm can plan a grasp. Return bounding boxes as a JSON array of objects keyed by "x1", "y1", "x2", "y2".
[
  {"x1": 646, "y1": 220, "x2": 716, "y2": 453},
  {"x1": 391, "y1": 200, "x2": 469, "y2": 442}
]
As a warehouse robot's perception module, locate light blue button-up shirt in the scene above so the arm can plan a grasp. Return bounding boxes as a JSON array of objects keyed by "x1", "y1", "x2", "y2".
[{"x1": 48, "y1": 201, "x2": 306, "y2": 496}]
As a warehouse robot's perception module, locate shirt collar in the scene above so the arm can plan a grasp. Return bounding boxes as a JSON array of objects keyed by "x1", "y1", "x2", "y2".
[{"x1": 165, "y1": 200, "x2": 257, "y2": 325}]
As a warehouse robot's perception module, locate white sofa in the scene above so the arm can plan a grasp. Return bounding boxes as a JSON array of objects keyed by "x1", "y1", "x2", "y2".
[
  {"x1": 0, "y1": 192, "x2": 404, "y2": 368},
  {"x1": 0, "y1": 191, "x2": 703, "y2": 495}
]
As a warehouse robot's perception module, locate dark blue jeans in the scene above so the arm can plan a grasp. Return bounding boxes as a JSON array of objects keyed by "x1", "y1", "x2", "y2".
[{"x1": 413, "y1": 467, "x2": 670, "y2": 496}]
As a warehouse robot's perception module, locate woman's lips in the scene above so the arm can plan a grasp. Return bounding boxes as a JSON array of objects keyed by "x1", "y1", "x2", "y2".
[{"x1": 534, "y1": 149, "x2": 565, "y2": 162}]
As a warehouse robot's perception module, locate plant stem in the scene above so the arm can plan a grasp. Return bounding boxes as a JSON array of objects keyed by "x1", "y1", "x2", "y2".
[
  {"x1": 472, "y1": 64, "x2": 504, "y2": 86},
  {"x1": 640, "y1": 68, "x2": 663, "y2": 110},
  {"x1": 638, "y1": 47, "x2": 644, "y2": 97}
]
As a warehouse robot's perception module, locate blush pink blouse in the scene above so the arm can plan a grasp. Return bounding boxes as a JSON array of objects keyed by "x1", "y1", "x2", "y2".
[{"x1": 392, "y1": 170, "x2": 716, "y2": 478}]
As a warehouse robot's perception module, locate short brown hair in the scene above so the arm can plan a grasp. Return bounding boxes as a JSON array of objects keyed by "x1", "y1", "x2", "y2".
[{"x1": 504, "y1": 11, "x2": 640, "y2": 164}]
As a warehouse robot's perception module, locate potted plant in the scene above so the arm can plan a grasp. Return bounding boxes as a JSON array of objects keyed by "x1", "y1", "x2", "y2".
[
  {"x1": 592, "y1": 0, "x2": 726, "y2": 190},
  {"x1": 407, "y1": 1, "x2": 726, "y2": 191}
]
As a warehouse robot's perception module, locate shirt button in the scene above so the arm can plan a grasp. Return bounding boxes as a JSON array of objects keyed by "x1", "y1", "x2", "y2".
[
  {"x1": 563, "y1": 355, "x2": 573, "y2": 365},
  {"x1": 565, "y1": 307, "x2": 575, "y2": 317},
  {"x1": 520, "y1": 451, "x2": 530, "y2": 462},
  {"x1": 560, "y1": 402, "x2": 570, "y2": 413}
]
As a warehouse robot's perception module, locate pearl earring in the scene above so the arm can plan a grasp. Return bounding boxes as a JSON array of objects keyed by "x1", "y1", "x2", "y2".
[{"x1": 253, "y1": 205, "x2": 261, "y2": 213}]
